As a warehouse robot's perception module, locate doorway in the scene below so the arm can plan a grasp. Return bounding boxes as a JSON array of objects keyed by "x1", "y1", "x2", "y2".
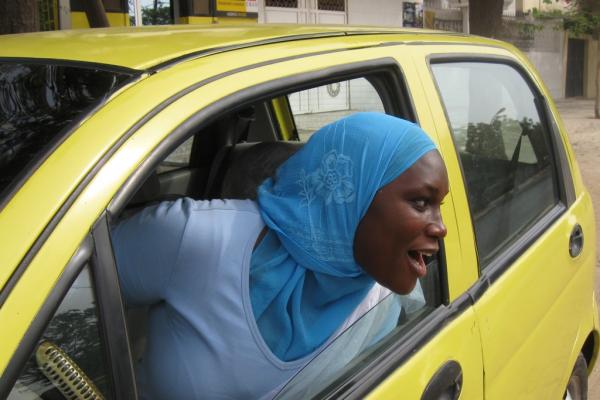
[{"x1": 566, "y1": 38, "x2": 585, "y2": 97}]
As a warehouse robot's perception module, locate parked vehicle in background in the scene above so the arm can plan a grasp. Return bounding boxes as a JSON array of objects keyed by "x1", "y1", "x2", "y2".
[{"x1": 0, "y1": 25, "x2": 597, "y2": 399}]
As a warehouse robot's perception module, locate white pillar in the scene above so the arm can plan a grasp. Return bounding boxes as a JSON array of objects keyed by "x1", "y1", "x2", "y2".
[
  {"x1": 133, "y1": 0, "x2": 143, "y2": 26},
  {"x1": 58, "y1": 0, "x2": 71, "y2": 29},
  {"x1": 257, "y1": 0, "x2": 266, "y2": 23}
]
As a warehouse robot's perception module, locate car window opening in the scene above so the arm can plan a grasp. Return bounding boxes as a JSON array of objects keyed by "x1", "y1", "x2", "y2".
[{"x1": 110, "y1": 74, "x2": 446, "y2": 399}]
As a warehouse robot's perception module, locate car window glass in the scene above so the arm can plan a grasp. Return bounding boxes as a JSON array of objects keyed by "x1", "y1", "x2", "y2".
[
  {"x1": 156, "y1": 136, "x2": 194, "y2": 173},
  {"x1": 276, "y1": 256, "x2": 443, "y2": 399},
  {"x1": 431, "y1": 62, "x2": 559, "y2": 268},
  {"x1": 8, "y1": 264, "x2": 112, "y2": 400},
  {"x1": 289, "y1": 77, "x2": 385, "y2": 141},
  {"x1": 0, "y1": 62, "x2": 133, "y2": 199}
]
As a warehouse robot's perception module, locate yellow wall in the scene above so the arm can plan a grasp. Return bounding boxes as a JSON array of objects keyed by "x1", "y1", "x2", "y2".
[
  {"x1": 213, "y1": 16, "x2": 257, "y2": 25},
  {"x1": 70, "y1": 11, "x2": 129, "y2": 28},
  {"x1": 179, "y1": 16, "x2": 257, "y2": 25}
]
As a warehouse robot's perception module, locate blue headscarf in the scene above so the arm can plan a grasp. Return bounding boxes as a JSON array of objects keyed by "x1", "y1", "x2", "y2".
[{"x1": 251, "y1": 112, "x2": 436, "y2": 361}]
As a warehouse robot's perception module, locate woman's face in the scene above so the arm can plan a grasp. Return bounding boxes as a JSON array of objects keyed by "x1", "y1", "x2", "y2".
[{"x1": 353, "y1": 150, "x2": 449, "y2": 295}]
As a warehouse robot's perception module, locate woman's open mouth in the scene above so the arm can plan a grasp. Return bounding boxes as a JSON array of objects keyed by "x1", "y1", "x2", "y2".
[{"x1": 407, "y1": 250, "x2": 432, "y2": 277}]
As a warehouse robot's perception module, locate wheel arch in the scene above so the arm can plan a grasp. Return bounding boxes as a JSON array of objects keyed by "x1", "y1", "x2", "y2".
[{"x1": 581, "y1": 329, "x2": 599, "y2": 374}]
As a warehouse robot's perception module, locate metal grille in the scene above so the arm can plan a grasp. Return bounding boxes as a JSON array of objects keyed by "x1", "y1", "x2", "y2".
[
  {"x1": 318, "y1": 0, "x2": 345, "y2": 11},
  {"x1": 266, "y1": 0, "x2": 298, "y2": 8},
  {"x1": 433, "y1": 18, "x2": 462, "y2": 33},
  {"x1": 38, "y1": 0, "x2": 57, "y2": 31}
]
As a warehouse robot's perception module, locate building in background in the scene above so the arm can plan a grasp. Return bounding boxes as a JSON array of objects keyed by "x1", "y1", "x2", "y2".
[
  {"x1": 37, "y1": 0, "x2": 258, "y2": 30},
  {"x1": 38, "y1": 0, "x2": 129, "y2": 30},
  {"x1": 257, "y1": 0, "x2": 423, "y2": 27},
  {"x1": 422, "y1": 0, "x2": 597, "y2": 100},
  {"x1": 423, "y1": 0, "x2": 466, "y2": 33},
  {"x1": 506, "y1": 0, "x2": 596, "y2": 100},
  {"x1": 175, "y1": 0, "x2": 258, "y2": 25}
]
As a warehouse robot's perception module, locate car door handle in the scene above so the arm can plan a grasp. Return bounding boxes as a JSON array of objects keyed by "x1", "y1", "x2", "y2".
[
  {"x1": 421, "y1": 360, "x2": 463, "y2": 400},
  {"x1": 569, "y1": 224, "x2": 584, "y2": 257}
]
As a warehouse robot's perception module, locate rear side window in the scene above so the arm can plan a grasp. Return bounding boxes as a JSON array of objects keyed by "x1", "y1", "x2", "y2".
[
  {"x1": 0, "y1": 62, "x2": 134, "y2": 200},
  {"x1": 431, "y1": 61, "x2": 560, "y2": 269},
  {"x1": 289, "y1": 77, "x2": 385, "y2": 141}
]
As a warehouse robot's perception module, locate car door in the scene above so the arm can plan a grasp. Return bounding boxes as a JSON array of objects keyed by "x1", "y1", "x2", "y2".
[{"x1": 425, "y1": 50, "x2": 596, "y2": 399}]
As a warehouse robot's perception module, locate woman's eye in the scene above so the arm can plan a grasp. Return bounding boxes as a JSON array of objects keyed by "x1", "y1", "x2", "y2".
[{"x1": 412, "y1": 199, "x2": 427, "y2": 210}]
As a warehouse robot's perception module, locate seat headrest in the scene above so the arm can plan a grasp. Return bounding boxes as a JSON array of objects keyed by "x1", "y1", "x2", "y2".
[{"x1": 221, "y1": 141, "x2": 302, "y2": 200}]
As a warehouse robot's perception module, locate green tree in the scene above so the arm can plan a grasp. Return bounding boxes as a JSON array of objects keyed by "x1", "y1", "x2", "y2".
[
  {"x1": 142, "y1": 0, "x2": 172, "y2": 25},
  {"x1": 0, "y1": 0, "x2": 39, "y2": 34},
  {"x1": 560, "y1": 0, "x2": 600, "y2": 117}
]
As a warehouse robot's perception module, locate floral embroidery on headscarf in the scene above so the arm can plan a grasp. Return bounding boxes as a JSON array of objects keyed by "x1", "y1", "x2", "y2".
[{"x1": 298, "y1": 150, "x2": 355, "y2": 207}]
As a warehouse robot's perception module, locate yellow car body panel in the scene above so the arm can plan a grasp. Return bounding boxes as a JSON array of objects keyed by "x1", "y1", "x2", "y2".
[
  {"x1": 0, "y1": 43, "x2": 447, "y2": 374},
  {"x1": 366, "y1": 309, "x2": 483, "y2": 399},
  {"x1": 0, "y1": 25, "x2": 493, "y2": 70},
  {"x1": 0, "y1": 35, "x2": 357, "y2": 291},
  {"x1": 271, "y1": 96, "x2": 297, "y2": 141},
  {"x1": 0, "y1": 33, "x2": 497, "y2": 292},
  {"x1": 473, "y1": 192, "x2": 596, "y2": 399}
]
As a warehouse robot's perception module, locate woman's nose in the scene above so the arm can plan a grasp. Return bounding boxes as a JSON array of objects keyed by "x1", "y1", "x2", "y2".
[{"x1": 427, "y1": 210, "x2": 447, "y2": 238}]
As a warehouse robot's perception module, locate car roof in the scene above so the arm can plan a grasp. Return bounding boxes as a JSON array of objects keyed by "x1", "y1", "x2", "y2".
[{"x1": 0, "y1": 24, "x2": 500, "y2": 70}]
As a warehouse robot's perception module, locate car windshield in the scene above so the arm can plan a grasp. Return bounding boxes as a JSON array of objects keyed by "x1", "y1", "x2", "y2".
[{"x1": 0, "y1": 61, "x2": 135, "y2": 201}]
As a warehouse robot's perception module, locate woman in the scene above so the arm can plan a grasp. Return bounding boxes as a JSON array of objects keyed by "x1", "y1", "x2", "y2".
[{"x1": 112, "y1": 112, "x2": 448, "y2": 399}]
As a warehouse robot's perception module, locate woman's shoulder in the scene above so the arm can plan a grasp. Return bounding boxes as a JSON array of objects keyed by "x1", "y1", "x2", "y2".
[
  {"x1": 193, "y1": 198, "x2": 261, "y2": 214},
  {"x1": 154, "y1": 197, "x2": 261, "y2": 215},
  {"x1": 118, "y1": 198, "x2": 262, "y2": 236}
]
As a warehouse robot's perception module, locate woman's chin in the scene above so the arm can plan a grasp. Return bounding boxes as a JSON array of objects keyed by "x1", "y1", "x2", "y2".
[{"x1": 387, "y1": 277, "x2": 418, "y2": 295}]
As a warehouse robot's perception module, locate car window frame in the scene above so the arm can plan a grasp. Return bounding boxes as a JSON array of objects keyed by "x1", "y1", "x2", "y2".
[
  {"x1": 103, "y1": 56, "x2": 459, "y2": 399},
  {"x1": 0, "y1": 223, "x2": 137, "y2": 399},
  {"x1": 427, "y1": 54, "x2": 575, "y2": 286}
]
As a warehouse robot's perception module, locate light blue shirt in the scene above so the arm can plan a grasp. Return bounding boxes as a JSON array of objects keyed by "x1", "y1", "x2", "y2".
[
  {"x1": 112, "y1": 198, "x2": 306, "y2": 399},
  {"x1": 112, "y1": 197, "x2": 419, "y2": 399}
]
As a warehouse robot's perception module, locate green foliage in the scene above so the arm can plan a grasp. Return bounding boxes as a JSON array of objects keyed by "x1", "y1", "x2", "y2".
[
  {"x1": 537, "y1": 0, "x2": 600, "y2": 38},
  {"x1": 129, "y1": 0, "x2": 135, "y2": 25},
  {"x1": 515, "y1": 19, "x2": 545, "y2": 37},
  {"x1": 142, "y1": 1, "x2": 172, "y2": 25},
  {"x1": 531, "y1": 7, "x2": 565, "y2": 19},
  {"x1": 563, "y1": 11, "x2": 600, "y2": 38}
]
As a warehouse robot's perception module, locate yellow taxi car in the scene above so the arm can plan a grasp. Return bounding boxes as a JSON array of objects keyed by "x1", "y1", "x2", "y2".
[{"x1": 0, "y1": 25, "x2": 597, "y2": 400}]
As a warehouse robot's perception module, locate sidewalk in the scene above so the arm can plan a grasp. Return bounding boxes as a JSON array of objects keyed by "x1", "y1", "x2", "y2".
[{"x1": 555, "y1": 98, "x2": 600, "y2": 399}]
